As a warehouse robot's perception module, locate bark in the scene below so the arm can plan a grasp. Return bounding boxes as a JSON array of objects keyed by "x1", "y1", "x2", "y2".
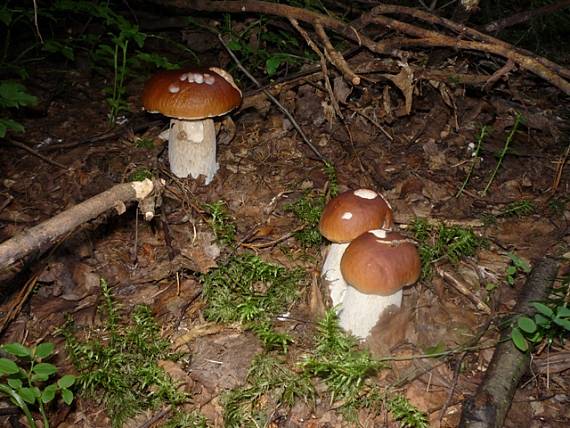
[
  {"x1": 459, "y1": 256, "x2": 560, "y2": 428},
  {"x1": 0, "y1": 180, "x2": 154, "y2": 271}
]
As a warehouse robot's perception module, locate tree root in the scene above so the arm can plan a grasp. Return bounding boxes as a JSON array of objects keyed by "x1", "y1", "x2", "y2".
[{"x1": 154, "y1": 0, "x2": 570, "y2": 94}]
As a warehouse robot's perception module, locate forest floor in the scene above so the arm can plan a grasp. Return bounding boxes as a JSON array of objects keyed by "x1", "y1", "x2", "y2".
[{"x1": 1, "y1": 12, "x2": 570, "y2": 428}]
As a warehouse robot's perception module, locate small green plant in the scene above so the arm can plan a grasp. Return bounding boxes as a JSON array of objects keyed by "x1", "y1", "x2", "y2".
[
  {"x1": 301, "y1": 309, "x2": 382, "y2": 402},
  {"x1": 200, "y1": 253, "x2": 305, "y2": 325},
  {"x1": 223, "y1": 354, "x2": 314, "y2": 428},
  {"x1": 222, "y1": 14, "x2": 310, "y2": 78},
  {"x1": 284, "y1": 163, "x2": 338, "y2": 247},
  {"x1": 499, "y1": 200, "x2": 536, "y2": 217},
  {"x1": 203, "y1": 200, "x2": 237, "y2": 246},
  {"x1": 128, "y1": 167, "x2": 153, "y2": 182},
  {"x1": 0, "y1": 342, "x2": 76, "y2": 428},
  {"x1": 505, "y1": 252, "x2": 531, "y2": 286},
  {"x1": 251, "y1": 322, "x2": 294, "y2": 354},
  {"x1": 512, "y1": 302, "x2": 570, "y2": 352},
  {"x1": 456, "y1": 124, "x2": 488, "y2": 197},
  {"x1": 511, "y1": 273, "x2": 570, "y2": 352},
  {"x1": 285, "y1": 191, "x2": 326, "y2": 246},
  {"x1": 386, "y1": 394, "x2": 429, "y2": 428},
  {"x1": 482, "y1": 112, "x2": 524, "y2": 195},
  {"x1": 60, "y1": 279, "x2": 187, "y2": 427},
  {"x1": 0, "y1": 80, "x2": 38, "y2": 138},
  {"x1": 411, "y1": 219, "x2": 483, "y2": 278},
  {"x1": 163, "y1": 409, "x2": 210, "y2": 428}
]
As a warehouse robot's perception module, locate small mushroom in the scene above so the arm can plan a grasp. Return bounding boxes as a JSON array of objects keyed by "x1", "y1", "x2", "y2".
[
  {"x1": 142, "y1": 67, "x2": 242, "y2": 184},
  {"x1": 318, "y1": 189, "x2": 393, "y2": 306},
  {"x1": 338, "y1": 229, "x2": 421, "y2": 339}
]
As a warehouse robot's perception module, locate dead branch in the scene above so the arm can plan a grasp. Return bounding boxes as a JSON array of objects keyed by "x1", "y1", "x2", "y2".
[
  {"x1": 288, "y1": 18, "x2": 343, "y2": 119},
  {"x1": 368, "y1": 4, "x2": 570, "y2": 81},
  {"x1": 313, "y1": 21, "x2": 361, "y2": 86},
  {"x1": 483, "y1": 0, "x2": 570, "y2": 34},
  {"x1": 0, "y1": 179, "x2": 155, "y2": 271},
  {"x1": 363, "y1": 10, "x2": 570, "y2": 95},
  {"x1": 435, "y1": 264, "x2": 492, "y2": 315},
  {"x1": 459, "y1": 256, "x2": 561, "y2": 428},
  {"x1": 6, "y1": 138, "x2": 67, "y2": 169},
  {"x1": 164, "y1": 1, "x2": 570, "y2": 94}
]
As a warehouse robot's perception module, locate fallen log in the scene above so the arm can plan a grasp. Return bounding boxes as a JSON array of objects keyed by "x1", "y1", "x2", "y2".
[
  {"x1": 459, "y1": 256, "x2": 561, "y2": 428},
  {"x1": 0, "y1": 179, "x2": 155, "y2": 271}
]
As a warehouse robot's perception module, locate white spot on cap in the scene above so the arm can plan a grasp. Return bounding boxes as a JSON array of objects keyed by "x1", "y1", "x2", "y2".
[
  {"x1": 370, "y1": 229, "x2": 387, "y2": 238},
  {"x1": 187, "y1": 74, "x2": 195, "y2": 83},
  {"x1": 341, "y1": 212, "x2": 353, "y2": 220},
  {"x1": 168, "y1": 84, "x2": 180, "y2": 93},
  {"x1": 204, "y1": 74, "x2": 215, "y2": 85},
  {"x1": 353, "y1": 189, "x2": 378, "y2": 199},
  {"x1": 179, "y1": 73, "x2": 188, "y2": 81},
  {"x1": 193, "y1": 73, "x2": 204, "y2": 84}
]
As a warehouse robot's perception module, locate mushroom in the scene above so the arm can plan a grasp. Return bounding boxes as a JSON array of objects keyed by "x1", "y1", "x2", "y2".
[
  {"x1": 338, "y1": 229, "x2": 421, "y2": 339},
  {"x1": 318, "y1": 189, "x2": 393, "y2": 306},
  {"x1": 142, "y1": 67, "x2": 242, "y2": 184}
]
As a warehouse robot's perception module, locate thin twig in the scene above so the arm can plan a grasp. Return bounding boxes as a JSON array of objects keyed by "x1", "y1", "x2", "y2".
[
  {"x1": 6, "y1": 139, "x2": 68, "y2": 169},
  {"x1": 288, "y1": 18, "x2": 343, "y2": 120},
  {"x1": 314, "y1": 21, "x2": 361, "y2": 86},
  {"x1": 217, "y1": 33, "x2": 327, "y2": 163}
]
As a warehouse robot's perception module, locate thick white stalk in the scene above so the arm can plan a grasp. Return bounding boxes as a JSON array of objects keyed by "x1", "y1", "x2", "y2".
[
  {"x1": 338, "y1": 287, "x2": 402, "y2": 340},
  {"x1": 168, "y1": 118, "x2": 218, "y2": 184},
  {"x1": 321, "y1": 242, "x2": 350, "y2": 307}
]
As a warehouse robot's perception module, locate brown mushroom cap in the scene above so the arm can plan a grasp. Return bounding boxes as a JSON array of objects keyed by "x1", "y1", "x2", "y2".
[
  {"x1": 318, "y1": 189, "x2": 393, "y2": 243},
  {"x1": 142, "y1": 67, "x2": 242, "y2": 120},
  {"x1": 340, "y1": 229, "x2": 421, "y2": 295}
]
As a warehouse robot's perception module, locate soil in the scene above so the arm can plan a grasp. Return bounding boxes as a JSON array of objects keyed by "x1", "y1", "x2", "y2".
[{"x1": 1, "y1": 13, "x2": 570, "y2": 428}]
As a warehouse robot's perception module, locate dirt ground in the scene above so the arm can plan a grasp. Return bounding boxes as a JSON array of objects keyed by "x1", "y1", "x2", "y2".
[{"x1": 1, "y1": 12, "x2": 570, "y2": 428}]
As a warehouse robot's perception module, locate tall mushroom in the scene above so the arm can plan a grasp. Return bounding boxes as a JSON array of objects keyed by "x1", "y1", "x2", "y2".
[
  {"x1": 338, "y1": 229, "x2": 421, "y2": 339},
  {"x1": 142, "y1": 67, "x2": 242, "y2": 184},
  {"x1": 318, "y1": 189, "x2": 393, "y2": 306}
]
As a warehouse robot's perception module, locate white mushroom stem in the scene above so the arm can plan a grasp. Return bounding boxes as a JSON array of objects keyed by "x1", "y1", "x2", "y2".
[
  {"x1": 338, "y1": 287, "x2": 403, "y2": 340},
  {"x1": 168, "y1": 118, "x2": 218, "y2": 184},
  {"x1": 321, "y1": 242, "x2": 350, "y2": 306}
]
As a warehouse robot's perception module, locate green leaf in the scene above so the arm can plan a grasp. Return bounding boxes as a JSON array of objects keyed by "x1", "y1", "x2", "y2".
[
  {"x1": 511, "y1": 327, "x2": 529, "y2": 352},
  {"x1": 0, "y1": 118, "x2": 25, "y2": 138},
  {"x1": 31, "y1": 373, "x2": 49, "y2": 383},
  {"x1": 57, "y1": 374, "x2": 76, "y2": 389},
  {"x1": 534, "y1": 313, "x2": 550, "y2": 328},
  {"x1": 555, "y1": 306, "x2": 570, "y2": 318},
  {"x1": 3, "y1": 343, "x2": 32, "y2": 358},
  {"x1": 423, "y1": 342, "x2": 446, "y2": 356},
  {"x1": 553, "y1": 317, "x2": 570, "y2": 331},
  {"x1": 61, "y1": 388, "x2": 74, "y2": 405},
  {"x1": 41, "y1": 384, "x2": 57, "y2": 404},
  {"x1": 32, "y1": 363, "x2": 57, "y2": 377},
  {"x1": 7, "y1": 378, "x2": 23, "y2": 389},
  {"x1": 265, "y1": 55, "x2": 284, "y2": 76},
  {"x1": 532, "y1": 302, "x2": 554, "y2": 318},
  {"x1": 0, "y1": 6, "x2": 12, "y2": 26},
  {"x1": 0, "y1": 358, "x2": 19, "y2": 375},
  {"x1": 508, "y1": 253, "x2": 531, "y2": 272},
  {"x1": 0, "y1": 81, "x2": 38, "y2": 108},
  {"x1": 19, "y1": 387, "x2": 37, "y2": 404},
  {"x1": 34, "y1": 342, "x2": 55, "y2": 359},
  {"x1": 517, "y1": 316, "x2": 537, "y2": 334}
]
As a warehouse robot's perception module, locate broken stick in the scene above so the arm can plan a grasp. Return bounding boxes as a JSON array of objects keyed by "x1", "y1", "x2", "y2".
[
  {"x1": 0, "y1": 179, "x2": 155, "y2": 271},
  {"x1": 459, "y1": 256, "x2": 560, "y2": 428}
]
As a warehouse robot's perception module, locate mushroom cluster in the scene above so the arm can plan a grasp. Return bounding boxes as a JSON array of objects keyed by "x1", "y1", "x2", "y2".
[
  {"x1": 319, "y1": 189, "x2": 421, "y2": 339},
  {"x1": 142, "y1": 67, "x2": 242, "y2": 184},
  {"x1": 319, "y1": 189, "x2": 393, "y2": 306}
]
